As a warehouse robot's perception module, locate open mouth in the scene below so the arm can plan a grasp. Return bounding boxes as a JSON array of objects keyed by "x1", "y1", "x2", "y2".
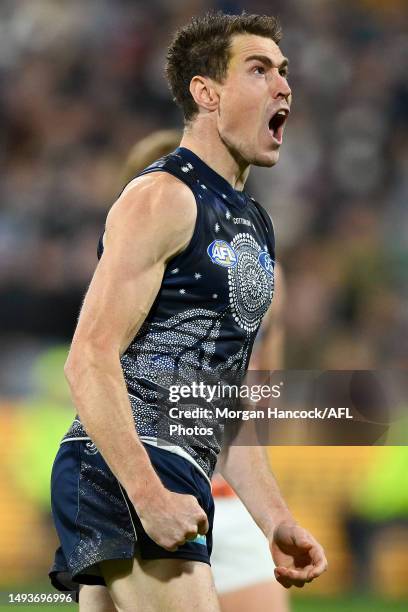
[{"x1": 268, "y1": 108, "x2": 289, "y2": 144}]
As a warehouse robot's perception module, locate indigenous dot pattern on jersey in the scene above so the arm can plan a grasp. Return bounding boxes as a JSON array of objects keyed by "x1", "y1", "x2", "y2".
[{"x1": 62, "y1": 148, "x2": 275, "y2": 478}]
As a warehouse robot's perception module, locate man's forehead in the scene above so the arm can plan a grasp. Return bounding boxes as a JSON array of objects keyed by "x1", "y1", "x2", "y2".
[{"x1": 229, "y1": 34, "x2": 285, "y2": 65}]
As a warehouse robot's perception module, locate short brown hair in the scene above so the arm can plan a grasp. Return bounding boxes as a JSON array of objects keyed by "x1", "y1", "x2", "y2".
[
  {"x1": 166, "y1": 11, "x2": 282, "y2": 122},
  {"x1": 121, "y1": 129, "x2": 181, "y2": 186}
]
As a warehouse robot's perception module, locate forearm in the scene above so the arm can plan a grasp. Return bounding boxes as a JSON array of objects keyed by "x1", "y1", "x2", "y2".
[
  {"x1": 65, "y1": 349, "x2": 162, "y2": 506},
  {"x1": 218, "y1": 444, "x2": 294, "y2": 539}
]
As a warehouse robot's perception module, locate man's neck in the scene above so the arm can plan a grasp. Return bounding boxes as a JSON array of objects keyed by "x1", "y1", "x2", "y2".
[{"x1": 179, "y1": 117, "x2": 250, "y2": 191}]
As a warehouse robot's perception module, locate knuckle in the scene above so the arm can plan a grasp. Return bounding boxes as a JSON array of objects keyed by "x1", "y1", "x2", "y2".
[{"x1": 187, "y1": 527, "x2": 198, "y2": 537}]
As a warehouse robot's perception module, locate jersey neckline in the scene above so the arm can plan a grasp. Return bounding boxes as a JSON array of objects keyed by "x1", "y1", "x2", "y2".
[{"x1": 175, "y1": 147, "x2": 249, "y2": 209}]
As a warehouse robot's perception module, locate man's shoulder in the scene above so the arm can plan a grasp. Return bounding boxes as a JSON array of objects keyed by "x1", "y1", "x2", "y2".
[
  {"x1": 102, "y1": 170, "x2": 197, "y2": 262},
  {"x1": 110, "y1": 170, "x2": 196, "y2": 229},
  {"x1": 123, "y1": 169, "x2": 194, "y2": 201}
]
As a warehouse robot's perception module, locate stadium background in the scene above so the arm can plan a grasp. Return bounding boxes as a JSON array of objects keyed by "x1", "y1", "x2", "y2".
[{"x1": 0, "y1": 0, "x2": 407, "y2": 610}]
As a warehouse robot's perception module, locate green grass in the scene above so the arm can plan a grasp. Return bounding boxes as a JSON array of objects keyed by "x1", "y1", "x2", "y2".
[{"x1": 292, "y1": 595, "x2": 408, "y2": 612}]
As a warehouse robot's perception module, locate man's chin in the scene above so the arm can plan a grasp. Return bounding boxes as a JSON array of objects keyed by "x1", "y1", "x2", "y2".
[{"x1": 252, "y1": 149, "x2": 280, "y2": 168}]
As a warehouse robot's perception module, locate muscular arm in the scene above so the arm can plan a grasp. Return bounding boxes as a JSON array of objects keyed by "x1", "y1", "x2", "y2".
[{"x1": 64, "y1": 173, "x2": 208, "y2": 548}]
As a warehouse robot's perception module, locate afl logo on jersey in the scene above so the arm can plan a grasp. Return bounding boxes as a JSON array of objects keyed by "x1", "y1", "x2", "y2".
[
  {"x1": 258, "y1": 251, "x2": 274, "y2": 276},
  {"x1": 207, "y1": 240, "x2": 237, "y2": 268}
]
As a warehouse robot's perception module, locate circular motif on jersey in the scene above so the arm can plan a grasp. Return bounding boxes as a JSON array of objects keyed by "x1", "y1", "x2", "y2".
[{"x1": 228, "y1": 234, "x2": 274, "y2": 332}]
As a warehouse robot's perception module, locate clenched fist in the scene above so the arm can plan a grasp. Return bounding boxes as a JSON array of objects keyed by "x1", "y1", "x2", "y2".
[{"x1": 133, "y1": 485, "x2": 209, "y2": 551}]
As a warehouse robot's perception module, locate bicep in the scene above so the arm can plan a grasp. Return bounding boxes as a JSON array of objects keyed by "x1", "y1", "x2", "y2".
[
  {"x1": 70, "y1": 246, "x2": 165, "y2": 358},
  {"x1": 68, "y1": 173, "x2": 196, "y2": 359}
]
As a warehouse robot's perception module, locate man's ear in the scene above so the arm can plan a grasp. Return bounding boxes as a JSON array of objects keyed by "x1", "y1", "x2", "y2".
[{"x1": 189, "y1": 76, "x2": 219, "y2": 113}]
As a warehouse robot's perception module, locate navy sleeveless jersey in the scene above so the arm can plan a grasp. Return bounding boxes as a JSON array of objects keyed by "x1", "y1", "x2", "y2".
[{"x1": 62, "y1": 147, "x2": 275, "y2": 478}]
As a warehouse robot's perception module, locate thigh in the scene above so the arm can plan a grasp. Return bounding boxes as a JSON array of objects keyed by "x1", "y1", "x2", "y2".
[
  {"x1": 79, "y1": 585, "x2": 116, "y2": 612},
  {"x1": 100, "y1": 554, "x2": 220, "y2": 612}
]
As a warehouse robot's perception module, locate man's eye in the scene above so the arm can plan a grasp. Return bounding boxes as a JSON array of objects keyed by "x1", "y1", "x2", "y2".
[
  {"x1": 254, "y1": 66, "x2": 265, "y2": 75},
  {"x1": 280, "y1": 70, "x2": 289, "y2": 79}
]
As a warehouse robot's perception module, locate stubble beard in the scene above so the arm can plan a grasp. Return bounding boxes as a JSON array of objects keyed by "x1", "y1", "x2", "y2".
[{"x1": 220, "y1": 125, "x2": 280, "y2": 170}]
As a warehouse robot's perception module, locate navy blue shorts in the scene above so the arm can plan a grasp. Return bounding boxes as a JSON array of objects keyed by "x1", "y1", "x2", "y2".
[{"x1": 49, "y1": 440, "x2": 214, "y2": 593}]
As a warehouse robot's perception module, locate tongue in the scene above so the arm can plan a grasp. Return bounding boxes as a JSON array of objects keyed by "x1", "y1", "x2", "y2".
[{"x1": 273, "y1": 123, "x2": 283, "y2": 143}]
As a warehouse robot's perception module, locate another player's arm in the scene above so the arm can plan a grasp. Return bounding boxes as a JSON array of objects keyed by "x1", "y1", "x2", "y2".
[
  {"x1": 64, "y1": 173, "x2": 208, "y2": 550},
  {"x1": 217, "y1": 444, "x2": 327, "y2": 588}
]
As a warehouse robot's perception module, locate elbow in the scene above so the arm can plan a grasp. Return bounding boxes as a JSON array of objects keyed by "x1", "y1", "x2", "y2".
[
  {"x1": 64, "y1": 353, "x2": 83, "y2": 386},
  {"x1": 64, "y1": 341, "x2": 118, "y2": 384},
  {"x1": 63, "y1": 344, "x2": 95, "y2": 384}
]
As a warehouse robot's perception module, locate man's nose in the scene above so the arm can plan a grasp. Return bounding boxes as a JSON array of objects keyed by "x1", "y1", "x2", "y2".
[{"x1": 272, "y1": 73, "x2": 292, "y2": 102}]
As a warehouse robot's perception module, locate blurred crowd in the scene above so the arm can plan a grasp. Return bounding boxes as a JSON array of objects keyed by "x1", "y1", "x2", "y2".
[
  {"x1": 1, "y1": 1, "x2": 407, "y2": 600},
  {"x1": 1, "y1": 0, "x2": 407, "y2": 396}
]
